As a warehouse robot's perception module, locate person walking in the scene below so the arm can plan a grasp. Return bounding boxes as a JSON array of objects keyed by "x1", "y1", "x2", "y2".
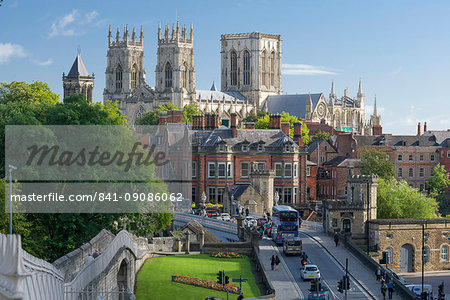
[
  {"x1": 275, "y1": 255, "x2": 280, "y2": 270},
  {"x1": 93, "y1": 249, "x2": 100, "y2": 259},
  {"x1": 270, "y1": 255, "x2": 275, "y2": 271},
  {"x1": 387, "y1": 280, "x2": 394, "y2": 299},
  {"x1": 375, "y1": 267, "x2": 382, "y2": 281},
  {"x1": 381, "y1": 281, "x2": 387, "y2": 300},
  {"x1": 259, "y1": 227, "x2": 264, "y2": 239},
  {"x1": 334, "y1": 233, "x2": 339, "y2": 247}
]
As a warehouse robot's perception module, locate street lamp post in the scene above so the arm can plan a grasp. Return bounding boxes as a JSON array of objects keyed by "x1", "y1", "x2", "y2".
[
  {"x1": 8, "y1": 164, "x2": 17, "y2": 235},
  {"x1": 231, "y1": 194, "x2": 235, "y2": 216},
  {"x1": 421, "y1": 224, "x2": 425, "y2": 299},
  {"x1": 274, "y1": 191, "x2": 279, "y2": 206},
  {"x1": 201, "y1": 191, "x2": 207, "y2": 223}
]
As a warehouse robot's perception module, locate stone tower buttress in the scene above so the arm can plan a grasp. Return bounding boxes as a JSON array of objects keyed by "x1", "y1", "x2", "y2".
[
  {"x1": 103, "y1": 24, "x2": 145, "y2": 104},
  {"x1": 63, "y1": 53, "x2": 94, "y2": 101},
  {"x1": 155, "y1": 21, "x2": 196, "y2": 108}
]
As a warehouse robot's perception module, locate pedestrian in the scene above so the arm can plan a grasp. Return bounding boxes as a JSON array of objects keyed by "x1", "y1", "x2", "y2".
[
  {"x1": 236, "y1": 207, "x2": 239, "y2": 216},
  {"x1": 334, "y1": 233, "x2": 339, "y2": 247},
  {"x1": 93, "y1": 249, "x2": 100, "y2": 259},
  {"x1": 375, "y1": 267, "x2": 382, "y2": 281},
  {"x1": 237, "y1": 293, "x2": 244, "y2": 300},
  {"x1": 381, "y1": 282, "x2": 387, "y2": 300},
  {"x1": 86, "y1": 253, "x2": 94, "y2": 265},
  {"x1": 275, "y1": 255, "x2": 280, "y2": 270},
  {"x1": 259, "y1": 227, "x2": 264, "y2": 239},
  {"x1": 387, "y1": 280, "x2": 394, "y2": 299},
  {"x1": 382, "y1": 270, "x2": 388, "y2": 282},
  {"x1": 270, "y1": 255, "x2": 275, "y2": 271},
  {"x1": 245, "y1": 208, "x2": 249, "y2": 217}
]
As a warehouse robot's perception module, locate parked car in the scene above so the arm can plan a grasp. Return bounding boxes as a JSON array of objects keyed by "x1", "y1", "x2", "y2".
[
  {"x1": 206, "y1": 209, "x2": 220, "y2": 218},
  {"x1": 218, "y1": 213, "x2": 231, "y2": 221},
  {"x1": 244, "y1": 216, "x2": 257, "y2": 227},
  {"x1": 405, "y1": 284, "x2": 433, "y2": 299},
  {"x1": 301, "y1": 264, "x2": 321, "y2": 281}
]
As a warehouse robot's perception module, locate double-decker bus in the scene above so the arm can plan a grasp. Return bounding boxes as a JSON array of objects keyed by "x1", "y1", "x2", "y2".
[{"x1": 271, "y1": 205, "x2": 299, "y2": 244}]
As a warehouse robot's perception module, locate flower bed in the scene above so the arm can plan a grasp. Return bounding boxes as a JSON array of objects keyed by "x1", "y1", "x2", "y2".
[
  {"x1": 210, "y1": 252, "x2": 242, "y2": 258},
  {"x1": 172, "y1": 275, "x2": 240, "y2": 294}
]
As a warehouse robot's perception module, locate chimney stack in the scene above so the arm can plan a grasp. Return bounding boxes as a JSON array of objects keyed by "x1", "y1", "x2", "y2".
[
  {"x1": 269, "y1": 114, "x2": 281, "y2": 129},
  {"x1": 231, "y1": 113, "x2": 238, "y2": 138},
  {"x1": 372, "y1": 125, "x2": 382, "y2": 136},
  {"x1": 168, "y1": 110, "x2": 183, "y2": 123},
  {"x1": 418, "y1": 122, "x2": 421, "y2": 136},
  {"x1": 293, "y1": 122, "x2": 303, "y2": 146},
  {"x1": 159, "y1": 111, "x2": 168, "y2": 125},
  {"x1": 424, "y1": 122, "x2": 427, "y2": 133},
  {"x1": 244, "y1": 122, "x2": 255, "y2": 129},
  {"x1": 281, "y1": 122, "x2": 290, "y2": 136}
]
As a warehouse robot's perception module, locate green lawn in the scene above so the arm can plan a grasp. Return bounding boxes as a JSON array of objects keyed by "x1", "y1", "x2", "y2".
[{"x1": 136, "y1": 254, "x2": 262, "y2": 300}]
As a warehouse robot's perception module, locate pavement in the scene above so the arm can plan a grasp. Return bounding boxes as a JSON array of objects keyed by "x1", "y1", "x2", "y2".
[
  {"x1": 303, "y1": 228, "x2": 403, "y2": 300},
  {"x1": 259, "y1": 238, "x2": 303, "y2": 300}
]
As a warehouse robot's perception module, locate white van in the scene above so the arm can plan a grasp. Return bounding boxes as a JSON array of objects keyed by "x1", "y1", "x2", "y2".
[
  {"x1": 283, "y1": 237, "x2": 302, "y2": 255},
  {"x1": 405, "y1": 284, "x2": 433, "y2": 299}
]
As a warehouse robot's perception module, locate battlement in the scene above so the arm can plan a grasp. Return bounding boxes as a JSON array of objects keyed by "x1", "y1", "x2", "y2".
[
  {"x1": 221, "y1": 32, "x2": 281, "y2": 41},
  {"x1": 108, "y1": 24, "x2": 143, "y2": 48},
  {"x1": 158, "y1": 21, "x2": 193, "y2": 45}
]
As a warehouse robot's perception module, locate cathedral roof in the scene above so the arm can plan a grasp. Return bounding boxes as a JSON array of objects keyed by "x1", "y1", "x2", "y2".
[
  {"x1": 67, "y1": 54, "x2": 89, "y2": 77},
  {"x1": 210, "y1": 81, "x2": 218, "y2": 91},
  {"x1": 196, "y1": 90, "x2": 247, "y2": 102},
  {"x1": 354, "y1": 135, "x2": 439, "y2": 147},
  {"x1": 264, "y1": 93, "x2": 322, "y2": 118}
]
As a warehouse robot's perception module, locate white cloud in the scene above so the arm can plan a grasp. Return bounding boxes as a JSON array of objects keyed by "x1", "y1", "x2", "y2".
[
  {"x1": 282, "y1": 64, "x2": 338, "y2": 75},
  {"x1": 32, "y1": 58, "x2": 53, "y2": 66},
  {"x1": 0, "y1": 43, "x2": 27, "y2": 64},
  {"x1": 49, "y1": 9, "x2": 100, "y2": 38}
]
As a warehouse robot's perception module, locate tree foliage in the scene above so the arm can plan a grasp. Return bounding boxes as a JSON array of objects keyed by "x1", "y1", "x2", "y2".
[
  {"x1": 310, "y1": 131, "x2": 330, "y2": 144},
  {"x1": 135, "y1": 103, "x2": 201, "y2": 125},
  {"x1": 377, "y1": 178, "x2": 439, "y2": 219},
  {"x1": 427, "y1": 164, "x2": 450, "y2": 216},
  {"x1": 360, "y1": 148, "x2": 395, "y2": 179},
  {"x1": 0, "y1": 82, "x2": 172, "y2": 261}
]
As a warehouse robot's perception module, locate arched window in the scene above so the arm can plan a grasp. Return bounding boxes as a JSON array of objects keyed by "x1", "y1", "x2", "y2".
[
  {"x1": 270, "y1": 51, "x2": 275, "y2": 86},
  {"x1": 165, "y1": 62, "x2": 173, "y2": 88},
  {"x1": 131, "y1": 64, "x2": 138, "y2": 89},
  {"x1": 135, "y1": 106, "x2": 145, "y2": 125},
  {"x1": 261, "y1": 50, "x2": 267, "y2": 86},
  {"x1": 115, "y1": 65, "x2": 123, "y2": 90},
  {"x1": 182, "y1": 62, "x2": 188, "y2": 89},
  {"x1": 441, "y1": 245, "x2": 449, "y2": 261},
  {"x1": 385, "y1": 247, "x2": 393, "y2": 264},
  {"x1": 243, "y1": 50, "x2": 250, "y2": 86},
  {"x1": 230, "y1": 51, "x2": 237, "y2": 86}
]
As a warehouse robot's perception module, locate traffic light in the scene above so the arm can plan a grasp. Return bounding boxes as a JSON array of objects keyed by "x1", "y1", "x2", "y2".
[
  {"x1": 217, "y1": 271, "x2": 223, "y2": 284},
  {"x1": 345, "y1": 275, "x2": 350, "y2": 290},
  {"x1": 224, "y1": 275, "x2": 230, "y2": 285},
  {"x1": 337, "y1": 280, "x2": 343, "y2": 293}
]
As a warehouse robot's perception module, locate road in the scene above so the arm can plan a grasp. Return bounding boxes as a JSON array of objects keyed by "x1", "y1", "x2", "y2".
[
  {"x1": 401, "y1": 274, "x2": 449, "y2": 297},
  {"x1": 261, "y1": 233, "x2": 377, "y2": 299}
]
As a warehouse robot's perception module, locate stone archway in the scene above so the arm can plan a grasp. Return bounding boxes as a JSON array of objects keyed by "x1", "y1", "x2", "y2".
[
  {"x1": 400, "y1": 244, "x2": 414, "y2": 272},
  {"x1": 117, "y1": 259, "x2": 128, "y2": 295}
]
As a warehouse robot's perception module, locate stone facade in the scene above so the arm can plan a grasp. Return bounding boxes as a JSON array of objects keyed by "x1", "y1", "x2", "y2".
[
  {"x1": 369, "y1": 219, "x2": 450, "y2": 272},
  {"x1": 62, "y1": 54, "x2": 94, "y2": 101},
  {"x1": 220, "y1": 32, "x2": 282, "y2": 109}
]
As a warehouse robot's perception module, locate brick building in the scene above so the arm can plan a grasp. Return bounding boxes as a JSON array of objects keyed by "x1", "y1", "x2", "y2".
[
  {"x1": 188, "y1": 114, "x2": 311, "y2": 213},
  {"x1": 307, "y1": 139, "x2": 338, "y2": 167}
]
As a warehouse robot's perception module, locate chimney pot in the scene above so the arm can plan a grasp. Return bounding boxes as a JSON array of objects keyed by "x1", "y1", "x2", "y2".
[{"x1": 418, "y1": 122, "x2": 421, "y2": 136}]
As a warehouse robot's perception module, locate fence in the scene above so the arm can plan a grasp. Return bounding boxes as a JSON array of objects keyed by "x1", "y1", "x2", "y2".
[
  {"x1": 301, "y1": 220, "x2": 323, "y2": 231},
  {"x1": 64, "y1": 286, "x2": 133, "y2": 300}
]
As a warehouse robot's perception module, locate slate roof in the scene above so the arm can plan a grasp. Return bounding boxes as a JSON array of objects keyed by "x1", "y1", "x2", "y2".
[
  {"x1": 264, "y1": 93, "x2": 323, "y2": 118},
  {"x1": 307, "y1": 139, "x2": 335, "y2": 155},
  {"x1": 229, "y1": 184, "x2": 251, "y2": 199},
  {"x1": 423, "y1": 130, "x2": 450, "y2": 144},
  {"x1": 441, "y1": 138, "x2": 450, "y2": 148},
  {"x1": 195, "y1": 128, "x2": 294, "y2": 150},
  {"x1": 67, "y1": 54, "x2": 89, "y2": 77},
  {"x1": 181, "y1": 220, "x2": 221, "y2": 243},
  {"x1": 196, "y1": 90, "x2": 247, "y2": 102},
  {"x1": 354, "y1": 135, "x2": 439, "y2": 147},
  {"x1": 323, "y1": 156, "x2": 347, "y2": 167}
]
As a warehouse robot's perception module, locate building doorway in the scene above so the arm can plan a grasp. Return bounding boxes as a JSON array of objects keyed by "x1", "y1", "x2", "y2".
[
  {"x1": 342, "y1": 219, "x2": 351, "y2": 233},
  {"x1": 400, "y1": 244, "x2": 414, "y2": 272}
]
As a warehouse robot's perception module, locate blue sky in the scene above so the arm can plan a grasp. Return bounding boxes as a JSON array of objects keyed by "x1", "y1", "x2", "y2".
[{"x1": 1, "y1": 0, "x2": 449, "y2": 134}]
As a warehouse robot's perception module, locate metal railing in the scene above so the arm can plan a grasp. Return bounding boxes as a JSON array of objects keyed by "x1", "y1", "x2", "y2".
[{"x1": 64, "y1": 286, "x2": 132, "y2": 300}]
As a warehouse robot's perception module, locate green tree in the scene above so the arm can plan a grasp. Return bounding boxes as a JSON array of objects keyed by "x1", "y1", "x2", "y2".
[
  {"x1": 309, "y1": 131, "x2": 330, "y2": 144},
  {"x1": 377, "y1": 178, "x2": 439, "y2": 219},
  {"x1": 254, "y1": 112, "x2": 309, "y2": 142},
  {"x1": 0, "y1": 81, "x2": 59, "y2": 105},
  {"x1": 135, "y1": 103, "x2": 178, "y2": 125},
  {"x1": 427, "y1": 164, "x2": 450, "y2": 216},
  {"x1": 182, "y1": 103, "x2": 202, "y2": 124},
  {"x1": 360, "y1": 148, "x2": 395, "y2": 179}
]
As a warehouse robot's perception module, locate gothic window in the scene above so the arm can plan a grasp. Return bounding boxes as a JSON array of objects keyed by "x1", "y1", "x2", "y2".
[
  {"x1": 165, "y1": 62, "x2": 173, "y2": 88},
  {"x1": 261, "y1": 50, "x2": 267, "y2": 86},
  {"x1": 230, "y1": 51, "x2": 237, "y2": 86},
  {"x1": 243, "y1": 50, "x2": 250, "y2": 86},
  {"x1": 131, "y1": 64, "x2": 138, "y2": 89},
  {"x1": 115, "y1": 65, "x2": 123, "y2": 90},
  {"x1": 270, "y1": 51, "x2": 275, "y2": 86},
  {"x1": 135, "y1": 106, "x2": 145, "y2": 124}
]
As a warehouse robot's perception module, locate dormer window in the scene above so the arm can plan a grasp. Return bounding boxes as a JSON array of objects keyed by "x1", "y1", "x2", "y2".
[
  {"x1": 219, "y1": 144, "x2": 227, "y2": 152},
  {"x1": 284, "y1": 145, "x2": 291, "y2": 152},
  {"x1": 257, "y1": 144, "x2": 265, "y2": 152},
  {"x1": 242, "y1": 144, "x2": 249, "y2": 152}
]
